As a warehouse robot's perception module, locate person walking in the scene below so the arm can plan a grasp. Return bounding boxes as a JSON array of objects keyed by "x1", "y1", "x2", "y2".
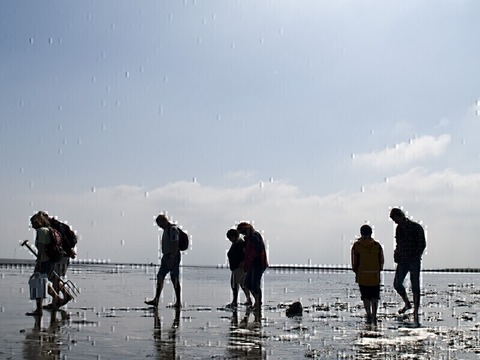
[
  {"x1": 145, "y1": 214, "x2": 182, "y2": 308},
  {"x1": 351, "y1": 224, "x2": 384, "y2": 325},
  {"x1": 226, "y1": 228, "x2": 252, "y2": 309},
  {"x1": 390, "y1": 208, "x2": 426, "y2": 326},
  {"x1": 36, "y1": 211, "x2": 77, "y2": 309},
  {"x1": 26, "y1": 213, "x2": 64, "y2": 316},
  {"x1": 236, "y1": 222, "x2": 268, "y2": 318}
]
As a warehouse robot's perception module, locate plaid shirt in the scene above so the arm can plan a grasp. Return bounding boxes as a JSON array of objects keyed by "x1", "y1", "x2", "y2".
[{"x1": 394, "y1": 219, "x2": 426, "y2": 264}]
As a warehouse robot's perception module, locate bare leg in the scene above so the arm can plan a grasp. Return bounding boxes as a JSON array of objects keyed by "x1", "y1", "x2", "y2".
[
  {"x1": 145, "y1": 277, "x2": 165, "y2": 308},
  {"x1": 230, "y1": 283, "x2": 239, "y2": 307},
  {"x1": 371, "y1": 299, "x2": 378, "y2": 325},
  {"x1": 173, "y1": 278, "x2": 181, "y2": 308},
  {"x1": 363, "y1": 299, "x2": 372, "y2": 323},
  {"x1": 242, "y1": 286, "x2": 252, "y2": 305},
  {"x1": 413, "y1": 292, "x2": 421, "y2": 326},
  {"x1": 398, "y1": 292, "x2": 412, "y2": 314}
]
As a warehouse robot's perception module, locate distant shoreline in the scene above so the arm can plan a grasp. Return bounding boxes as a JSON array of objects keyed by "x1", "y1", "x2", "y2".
[{"x1": 1, "y1": 258, "x2": 479, "y2": 273}]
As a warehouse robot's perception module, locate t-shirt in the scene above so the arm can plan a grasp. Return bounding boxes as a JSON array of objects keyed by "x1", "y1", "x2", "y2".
[
  {"x1": 161, "y1": 225, "x2": 179, "y2": 255},
  {"x1": 35, "y1": 227, "x2": 51, "y2": 262},
  {"x1": 227, "y1": 240, "x2": 246, "y2": 271}
]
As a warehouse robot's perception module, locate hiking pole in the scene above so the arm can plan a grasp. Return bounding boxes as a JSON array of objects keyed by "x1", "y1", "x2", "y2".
[{"x1": 19, "y1": 239, "x2": 80, "y2": 299}]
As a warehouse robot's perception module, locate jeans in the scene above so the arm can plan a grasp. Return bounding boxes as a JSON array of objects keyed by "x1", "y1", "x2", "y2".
[{"x1": 393, "y1": 259, "x2": 421, "y2": 295}]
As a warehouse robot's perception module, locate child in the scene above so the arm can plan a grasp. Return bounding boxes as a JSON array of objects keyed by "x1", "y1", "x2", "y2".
[
  {"x1": 351, "y1": 224, "x2": 384, "y2": 325},
  {"x1": 226, "y1": 229, "x2": 252, "y2": 309}
]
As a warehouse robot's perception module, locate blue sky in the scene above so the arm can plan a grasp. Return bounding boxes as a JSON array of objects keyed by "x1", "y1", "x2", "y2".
[{"x1": 1, "y1": 1, "x2": 479, "y2": 268}]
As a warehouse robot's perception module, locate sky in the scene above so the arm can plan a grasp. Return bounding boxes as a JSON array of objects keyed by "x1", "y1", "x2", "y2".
[{"x1": 1, "y1": 1, "x2": 479, "y2": 269}]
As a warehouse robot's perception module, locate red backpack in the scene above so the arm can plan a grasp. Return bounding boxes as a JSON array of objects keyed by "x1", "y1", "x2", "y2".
[{"x1": 46, "y1": 227, "x2": 66, "y2": 262}]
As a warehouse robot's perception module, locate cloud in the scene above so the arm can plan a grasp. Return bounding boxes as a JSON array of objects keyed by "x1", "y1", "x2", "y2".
[
  {"x1": 353, "y1": 134, "x2": 451, "y2": 168},
  {"x1": 5, "y1": 167, "x2": 480, "y2": 269}
]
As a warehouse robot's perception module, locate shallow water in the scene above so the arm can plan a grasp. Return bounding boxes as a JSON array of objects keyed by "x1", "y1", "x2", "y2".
[{"x1": 0, "y1": 265, "x2": 479, "y2": 359}]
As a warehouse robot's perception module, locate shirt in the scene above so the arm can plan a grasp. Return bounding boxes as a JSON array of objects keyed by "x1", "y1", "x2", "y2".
[
  {"x1": 35, "y1": 227, "x2": 51, "y2": 262},
  {"x1": 227, "y1": 240, "x2": 246, "y2": 271},
  {"x1": 161, "y1": 225, "x2": 179, "y2": 255},
  {"x1": 394, "y1": 219, "x2": 426, "y2": 264},
  {"x1": 244, "y1": 231, "x2": 268, "y2": 272}
]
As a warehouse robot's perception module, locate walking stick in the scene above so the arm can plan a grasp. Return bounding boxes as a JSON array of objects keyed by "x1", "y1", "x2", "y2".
[{"x1": 20, "y1": 239, "x2": 80, "y2": 299}]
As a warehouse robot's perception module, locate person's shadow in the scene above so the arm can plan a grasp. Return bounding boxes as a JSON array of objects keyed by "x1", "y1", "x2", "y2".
[
  {"x1": 23, "y1": 309, "x2": 70, "y2": 359},
  {"x1": 154, "y1": 308, "x2": 180, "y2": 359}
]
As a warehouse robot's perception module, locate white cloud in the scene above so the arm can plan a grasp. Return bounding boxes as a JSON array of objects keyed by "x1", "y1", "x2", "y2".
[
  {"x1": 5, "y1": 168, "x2": 480, "y2": 269},
  {"x1": 354, "y1": 134, "x2": 451, "y2": 168}
]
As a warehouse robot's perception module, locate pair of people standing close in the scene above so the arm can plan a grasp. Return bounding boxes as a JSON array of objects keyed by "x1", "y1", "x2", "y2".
[
  {"x1": 229, "y1": 223, "x2": 268, "y2": 316},
  {"x1": 351, "y1": 208, "x2": 426, "y2": 326},
  {"x1": 27, "y1": 212, "x2": 75, "y2": 316}
]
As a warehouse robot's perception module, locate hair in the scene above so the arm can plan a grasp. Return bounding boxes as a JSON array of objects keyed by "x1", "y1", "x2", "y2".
[
  {"x1": 155, "y1": 214, "x2": 169, "y2": 225},
  {"x1": 226, "y1": 229, "x2": 239, "y2": 240},
  {"x1": 30, "y1": 213, "x2": 50, "y2": 227},
  {"x1": 390, "y1": 208, "x2": 405, "y2": 218},
  {"x1": 360, "y1": 224, "x2": 372, "y2": 236},
  {"x1": 237, "y1": 222, "x2": 254, "y2": 232}
]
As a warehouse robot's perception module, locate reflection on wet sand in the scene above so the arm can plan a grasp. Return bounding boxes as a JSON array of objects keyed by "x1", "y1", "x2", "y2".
[
  {"x1": 228, "y1": 308, "x2": 265, "y2": 359},
  {"x1": 154, "y1": 308, "x2": 180, "y2": 360},
  {"x1": 23, "y1": 309, "x2": 70, "y2": 360}
]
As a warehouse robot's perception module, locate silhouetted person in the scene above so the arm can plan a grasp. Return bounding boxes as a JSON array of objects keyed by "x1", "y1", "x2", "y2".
[
  {"x1": 26, "y1": 213, "x2": 64, "y2": 316},
  {"x1": 145, "y1": 214, "x2": 182, "y2": 308},
  {"x1": 390, "y1": 208, "x2": 426, "y2": 326},
  {"x1": 351, "y1": 224, "x2": 384, "y2": 325},
  {"x1": 237, "y1": 222, "x2": 268, "y2": 319},
  {"x1": 226, "y1": 228, "x2": 252, "y2": 309}
]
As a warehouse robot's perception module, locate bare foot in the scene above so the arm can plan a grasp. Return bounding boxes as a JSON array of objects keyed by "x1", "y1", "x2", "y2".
[
  {"x1": 145, "y1": 299, "x2": 158, "y2": 307},
  {"x1": 26, "y1": 309, "x2": 42, "y2": 317},
  {"x1": 398, "y1": 303, "x2": 412, "y2": 314}
]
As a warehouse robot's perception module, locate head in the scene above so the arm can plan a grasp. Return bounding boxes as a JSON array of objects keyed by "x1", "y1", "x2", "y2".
[
  {"x1": 237, "y1": 222, "x2": 254, "y2": 236},
  {"x1": 389, "y1": 208, "x2": 406, "y2": 225},
  {"x1": 226, "y1": 229, "x2": 240, "y2": 242},
  {"x1": 30, "y1": 213, "x2": 50, "y2": 229},
  {"x1": 155, "y1": 214, "x2": 170, "y2": 229},
  {"x1": 360, "y1": 224, "x2": 373, "y2": 237}
]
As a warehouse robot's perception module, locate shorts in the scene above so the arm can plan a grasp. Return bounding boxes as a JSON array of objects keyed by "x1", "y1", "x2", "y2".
[
  {"x1": 53, "y1": 256, "x2": 70, "y2": 277},
  {"x1": 231, "y1": 267, "x2": 246, "y2": 289},
  {"x1": 157, "y1": 252, "x2": 181, "y2": 281},
  {"x1": 39, "y1": 260, "x2": 55, "y2": 276},
  {"x1": 359, "y1": 284, "x2": 381, "y2": 301}
]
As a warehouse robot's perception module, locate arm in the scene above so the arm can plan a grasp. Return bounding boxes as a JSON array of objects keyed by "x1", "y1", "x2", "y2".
[
  {"x1": 417, "y1": 224, "x2": 426, "y2": 255},
  {"x1": 351, "y1": 244, "x2": 358, "y2": 273},
  {"x1": 379, "y1": 244, "x2": 385, "y2": 271}
]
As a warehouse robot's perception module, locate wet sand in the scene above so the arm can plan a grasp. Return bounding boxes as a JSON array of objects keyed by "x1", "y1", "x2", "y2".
[{"x1": 1, "y1": 265, "x2": 479, "y2": 359}]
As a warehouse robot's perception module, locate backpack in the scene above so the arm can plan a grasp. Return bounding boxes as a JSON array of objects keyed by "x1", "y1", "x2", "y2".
[
  {"x1": 170, "y1": 225, "x2": 189, "y2": 251},
  {"x1": 46, "y1": 227, "x2": 66, "y2": 262},
  {"x1": 49, "y1": 218, "x2": 78, "y2": 259}
]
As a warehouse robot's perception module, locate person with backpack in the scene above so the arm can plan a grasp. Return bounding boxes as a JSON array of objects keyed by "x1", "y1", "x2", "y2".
[
  {"x1": 36, "y1": 211, "x2": 77, "y2": 309},
  {"x1": 26, "y1": 213, "x2": 64, "y2": 316},
  {"x1": 225, "y1": 228, "x2": 252, "y2": 309},
  {"x1": 145, "y1": 214, "x2": 185, "y2": 309},
  {"x1": 351, "y1": 224, "x2": 384, "y2": 325},
  {"x1": 390, "y1": 208, "x2": 426, "y2": 327},
  {"x1": 237, "y1": 222, "x2": 268, "y2": 319}
]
